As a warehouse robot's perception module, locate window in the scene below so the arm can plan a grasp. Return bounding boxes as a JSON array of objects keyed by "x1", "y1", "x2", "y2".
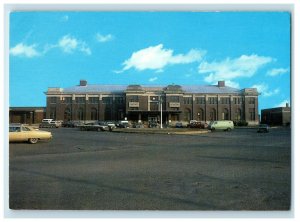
[
  {"x1": 249, "y1": 108, "x2": 256, "y2": 121},
  {"x1": 63, "y1": 97, "x2": 72, "y2": 104},
  {"x1": 197, "y1": 108, "x2": 204, "y2": 121},
  {"x1": 183, "y1": 97, "x2": 192, "y2": 105},
  {"x1": 208, "y1": 97, "x2": 218, "y2": 104},
  {"x1": 249, "y1": 97, "x2": 255, "y2": 104},
  {"x1": 209, "y1": 108, "x2": 217, "y2": 120},
  {"x1": 75, "y1": 97, "x2": 85, "y2": 104},
  {"x1": 234, "y1": 97, "x2": 242, "y2": 104},
  {"x1": 235, "y1": 108, "x2": 242, "y2": 121},
  {"x1": 221, "y1": 97, "x2": 230, "y2": 104},
  {"x1": 77, "y1": 108, "x2": 84, "y2": 120},
  {"x1": 169, "y1": 96, "x2": 179, "y2": 102},
  {"x1": 129, "y1": 96, "x2": 139, "y2": 102},
  {"x1": 115, "y1": 97, "x2": 124, "y2": 104},
  {"x1": 64, "y1": 108, "x2": 71, "y2": 121},
  {"x1": 90, "y1": 108, "x2": 98, "y2": 120},
  {"x1": 196, "y1": 97, "x2": 205, "y2": 104},
  {"x1": 49, "y1": 97, "x2": 57, "y2": 104},
  {"x1": 222, "y1": 108, "x2": 229, "y2": 120},
  {"x1": 89, "y1": 97, "x2": 99, "y2": 104},
  {"x1": 102, "y1": 97, "x2": 112, "y2": 104},
  {"x1": 184, "y1": 108, "x2": 191, "y2": 121},
  {"x1": 50, "y1": 108, "x2": 56, "y2": 119}
]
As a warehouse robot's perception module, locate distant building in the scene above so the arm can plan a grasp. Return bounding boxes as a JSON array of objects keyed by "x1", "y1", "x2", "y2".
[
  {"x1": 9, "y1": 107, "x2": 46, "y2": 124},
  {"x1": 45, "y1": 80, "x2": 260, "y2": 125},
  {"x1": 261, "y1": 103, "x2": 291, "y2": 126}
]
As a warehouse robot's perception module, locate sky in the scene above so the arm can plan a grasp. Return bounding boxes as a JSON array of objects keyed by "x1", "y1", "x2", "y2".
[{"x1": 9, "y1": 11, "x2": 291, "y2": 111}]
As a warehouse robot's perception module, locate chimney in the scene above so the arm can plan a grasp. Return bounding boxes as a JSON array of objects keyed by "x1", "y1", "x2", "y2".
[
  {"x1": 218, "y1": 81, "x2": 225, "y2": 87},
  {"x1": 80, "y1": 80, "x2": 87, "y2": 86}
]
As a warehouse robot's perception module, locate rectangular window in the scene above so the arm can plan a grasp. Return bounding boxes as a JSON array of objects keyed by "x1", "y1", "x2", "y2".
[
  {"x1": 169, "y1": 96, "x2": 179, "y2": 102},
  {"x1": 89, "y1": 97, "x2": 99, "y2": 104},
  {"x1": 196, "y1": 97, "x2": 205, "y2": 104},
  {"x1": 249, "y1": 97, "x2": 255, "y2": 104},
  {"x1": 49, "y1": 97, "x2": 57, "y2": 104},
  {"x1": 102, "y1": 97, "x2": 112, "y2": 104},
  {"x1": 183, "y1": 97, "x2": 192, "y2": 105},
  {"x1": 208, "y1": 97, "x2": 218, "y2": 104},
  {"x1": 62, "y1": 97, "x2": 72, "y2": 104},
  {"x1": 249, "y1": 108, "x2": 256, "y2": 121},
  {"x1": 234, "y1": 97, "x2": 242, "y2": 104},
  {"x1": 75, "y1": 97, "x2": 85, "y2": 104},
  {"x1": 221, "y1": 97, "x2": 230, "y2": 104},
  {"x1": 129, "y1": 96, "x2": 139, "y2": 102},
  {"x1": 115, "y1": 97, "x2": 124, "y2": 104}
]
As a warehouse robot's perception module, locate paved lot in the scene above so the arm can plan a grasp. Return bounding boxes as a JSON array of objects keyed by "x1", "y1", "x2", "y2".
[{"x1": 9, "y1": 127, "x2": 291, "y2": 210}]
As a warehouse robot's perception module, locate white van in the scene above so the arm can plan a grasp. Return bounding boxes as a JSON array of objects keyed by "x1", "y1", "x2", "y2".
[{"x1": 208, "y1": 120, "x2": 234, "y2": 131}]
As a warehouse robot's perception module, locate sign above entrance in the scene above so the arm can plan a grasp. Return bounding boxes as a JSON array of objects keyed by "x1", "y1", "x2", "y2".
[
  {"x1": 169, "y1": 102, "x2": 180, "y2": 108},
  {"x1": 129, "y1": 102, "x2": 140, "y2": 108}
]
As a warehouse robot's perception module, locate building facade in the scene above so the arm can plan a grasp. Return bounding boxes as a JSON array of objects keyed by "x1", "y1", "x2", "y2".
[
  {"x1": 9, "y1": 107, "x2": 46, "y2": 124},
  {"x1": 45, "y1": 80, "x2": 260, "y2": 125},
  {"x1": 261, "y1": 104, "x2": 291, "y2": 126}
]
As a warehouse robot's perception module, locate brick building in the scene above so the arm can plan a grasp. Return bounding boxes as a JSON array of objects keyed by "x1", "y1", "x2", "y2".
[
  {"x1": 261, "y1": 103, "x2": 291, "y2": 126},
  {"x1": 45, "y1": 80, "x2": 260, "y2": 125},
  {"x1": 9, "y1": 107, "x2": 46, "y2": 124}
]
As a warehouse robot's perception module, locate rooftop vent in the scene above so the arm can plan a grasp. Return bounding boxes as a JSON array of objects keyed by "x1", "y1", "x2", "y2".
[
  {"x1": 218, "y1": 81, "x2": 225, "y2": 87},
  {"x1": 80, "y1": 80, "x2": 87, "y2": 86}
]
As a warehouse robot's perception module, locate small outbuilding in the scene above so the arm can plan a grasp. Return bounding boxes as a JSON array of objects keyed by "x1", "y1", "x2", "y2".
[{"x1": 9, "y1": 107, "x2": 46, "y2": 124}]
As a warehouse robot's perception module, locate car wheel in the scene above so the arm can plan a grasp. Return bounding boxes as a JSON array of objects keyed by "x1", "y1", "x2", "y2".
[
  {"x1": 211, "y1": 128, "x2": 215, "y2": 132},
  {"x1": 227, "y1": 128, "x2": 231, "y2": 131},
  {"x1": 28, "y1": 138, "x2": 38, "y2": 144}
]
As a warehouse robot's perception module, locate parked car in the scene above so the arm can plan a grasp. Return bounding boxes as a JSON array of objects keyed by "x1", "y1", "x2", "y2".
[
  {"x1": 62, "y1": 121, "x2": 75, "y2": 128},
  {"x1": 9, "y1": 124, "x2": 52, "y2": 144},
  {"x1": 116, "y1": 121, "x2": 130, "y2": 128},
  {"x1": 132, "y1": 122, "x2": 145, "y2": 128},
  {"x1": 79, "y1": 122, "x2": 108, "y2": 131},
  {"x1": 257, "y1": 124, "x2": 270, "y2": 133},
  {"x1": 40, "y1": 120, "x2": 62, "y2": 128},
  {"x1": 187, "y1": 121, "x2": 203, "y2": 128},
  {"x1": 208, "y1": 121, "x2": 234, "y2": 131},
  {"x1": 175, "y1": 122, "x2": 184, "y2": 128}
]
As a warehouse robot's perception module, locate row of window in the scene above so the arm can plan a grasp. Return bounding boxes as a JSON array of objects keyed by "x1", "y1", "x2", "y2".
[
  {"x1": 50, "y1": 106, "x2": 255, "y2": 121},
  {"x1": 49, "y1": 96, "x2": 256, "y2": 105}
]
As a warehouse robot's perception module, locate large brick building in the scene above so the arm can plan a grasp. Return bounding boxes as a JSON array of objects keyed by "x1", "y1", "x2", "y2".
[{"x1": 45, "y1": 80, "x2": 260, "y2": 125}]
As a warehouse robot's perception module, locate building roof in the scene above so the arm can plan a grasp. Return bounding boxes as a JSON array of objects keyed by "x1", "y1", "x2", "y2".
[{"x1": 60, "y1": 84, "x2": 241, "y2": 94}]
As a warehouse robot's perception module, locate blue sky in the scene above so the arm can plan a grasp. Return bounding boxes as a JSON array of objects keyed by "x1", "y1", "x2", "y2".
[{"x1": 9, "y1": 11, "x2": 291, "y2": 111}]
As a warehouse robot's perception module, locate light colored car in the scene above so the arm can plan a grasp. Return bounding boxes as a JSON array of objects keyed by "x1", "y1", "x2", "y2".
[{"x1": 9, "y1": 124, "x2": 53, "y2": 144}]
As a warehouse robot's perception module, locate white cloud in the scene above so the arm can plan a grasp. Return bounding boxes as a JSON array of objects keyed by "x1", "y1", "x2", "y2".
[
  {"x1": 225, "y1": 80, "x2": 240, "y2": 89},
  {"x1": 121, "y1": 44, "x2": 205, "y2": 72},
  {"x1": 266, "y1": 67, "x2": 289, "y2": 76},
  {"x1": 199, "y1": 54, "x2": 273, "y2": 83},
  {"x1": 96, "y1": 33, "x2": 114, "y2": 42},
  {"x1": 58, "y1": 35, "x2": 91, "y2": 55},
  {"x1": 149, "y1": 77, "x2": 158, "y2": 82},
  {"x1": 251, "y1": 83, "x2": 280, "y2": 97},
  {"x1": 276, "y1": 99, "x2": 290, "y2": 108},
  {"x1": 10, "y1": 43, "x2": 40, "y2": 58}
]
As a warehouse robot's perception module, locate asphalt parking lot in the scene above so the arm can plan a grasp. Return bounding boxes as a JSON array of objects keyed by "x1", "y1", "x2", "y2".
[{"x1": 9, "y1": 127, "x2": 291, "y2": 210}]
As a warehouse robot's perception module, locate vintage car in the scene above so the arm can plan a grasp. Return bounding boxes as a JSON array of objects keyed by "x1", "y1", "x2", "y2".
[{"x1": 9, "y1": 124, "x2": 53, "y2": 144}]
